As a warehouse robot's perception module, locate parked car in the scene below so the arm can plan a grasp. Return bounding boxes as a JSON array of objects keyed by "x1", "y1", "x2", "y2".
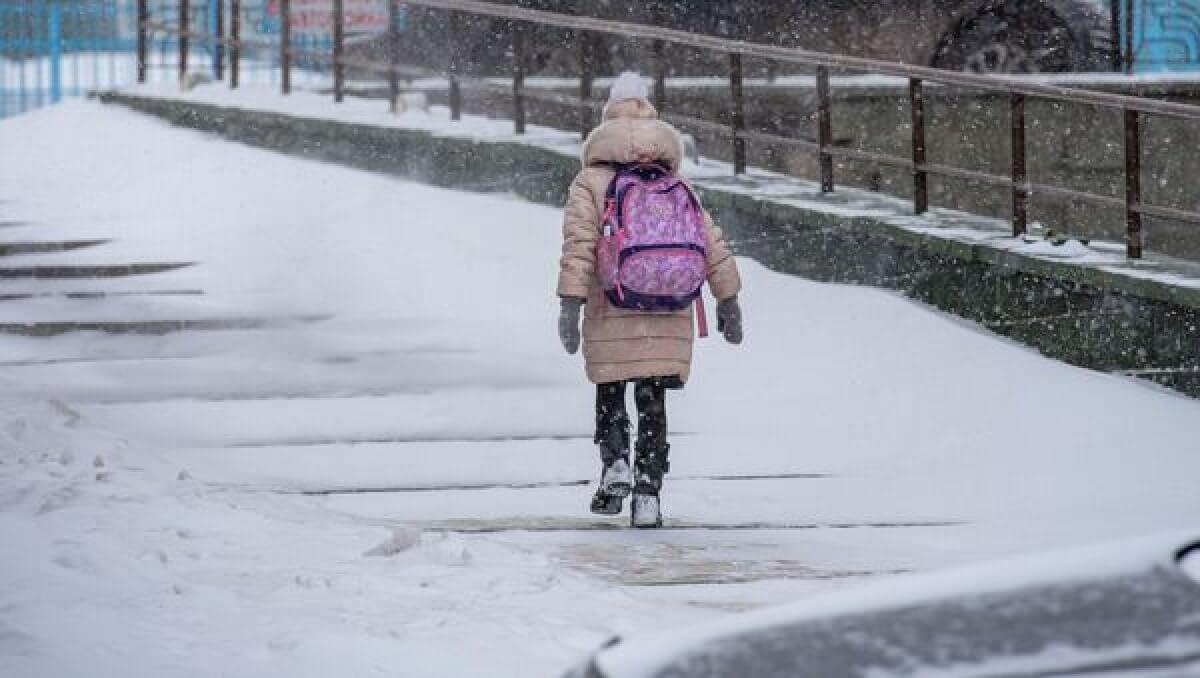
[
  {"x1": 384, "y1": 0, "x2": 1115, "y2": 78},
  {"x1": 564, "y1": 534, "x2": 1200, "y2": 678},
  {"x1": 674, "y1": 0, "x2": 1115, "y2": 73}
]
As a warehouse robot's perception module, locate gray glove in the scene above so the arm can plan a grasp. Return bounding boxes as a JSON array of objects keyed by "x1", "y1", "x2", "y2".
[
  {"x1": 558, "y1": 297, "x2": 584, "y2": 354},
  {"x1": 717, "y1": 296, "x2": 743, "y2": 345}
]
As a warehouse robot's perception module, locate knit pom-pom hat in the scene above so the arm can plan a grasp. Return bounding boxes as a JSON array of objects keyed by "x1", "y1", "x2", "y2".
[
  {"x1": 603, "y1": 71, "x2": 657, "y2": 121},
  {"x1": 607, "y1": 71, "x2": 649, "y2": 104}
]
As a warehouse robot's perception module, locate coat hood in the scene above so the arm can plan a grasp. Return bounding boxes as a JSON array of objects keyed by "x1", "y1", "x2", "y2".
[{"x1": 581, "y1": 114, "x2": 686, "y2": 172}]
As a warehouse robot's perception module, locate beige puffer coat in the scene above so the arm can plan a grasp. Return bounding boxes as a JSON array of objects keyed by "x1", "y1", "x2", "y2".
[{"x1": 556, "y1": 98, "x2": 742, "y2": 385}]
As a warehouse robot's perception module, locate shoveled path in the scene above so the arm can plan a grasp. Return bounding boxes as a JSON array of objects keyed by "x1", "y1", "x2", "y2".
[
  {"x1": 0, "y1": 200, "x2": 955, "y2": 611},
  {"x1": 3, "y1": 100, "x2": 1200, "y2": 675}
]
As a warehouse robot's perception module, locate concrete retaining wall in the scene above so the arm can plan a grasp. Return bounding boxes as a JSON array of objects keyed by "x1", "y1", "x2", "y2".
[
  {"x1": 439, "y1": 81, "x2": 1200, "y2": 261},
  {"x1": 99, "y1": 92, "x2": 1200, "y2": 397}
]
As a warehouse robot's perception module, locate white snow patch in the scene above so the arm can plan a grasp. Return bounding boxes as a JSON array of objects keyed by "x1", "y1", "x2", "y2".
[
  {"x1": 2, "y1": 98, "x2": 1200, "y2": 677},
  {"x1": 1183, "y1": 547, "x2": 1200, "y2": 584}
]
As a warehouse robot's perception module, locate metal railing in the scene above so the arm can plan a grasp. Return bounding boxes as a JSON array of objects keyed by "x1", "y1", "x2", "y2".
[{"x1": 138, "y1": 0, "x2": 1200, "y2": 259}]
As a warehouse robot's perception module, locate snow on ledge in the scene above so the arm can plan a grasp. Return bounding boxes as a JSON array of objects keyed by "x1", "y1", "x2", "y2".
[
  {"x1": 121, "y1": 82, "x2": 582, "y2": 154},
  {"x1": 114, "y1": 82, "x2": 1200, "y2": 297}
]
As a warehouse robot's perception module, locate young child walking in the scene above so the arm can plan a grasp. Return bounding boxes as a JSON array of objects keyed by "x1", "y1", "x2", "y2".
[{"x1": 556, "y1": 72, "x2": 744, "y2": 528}]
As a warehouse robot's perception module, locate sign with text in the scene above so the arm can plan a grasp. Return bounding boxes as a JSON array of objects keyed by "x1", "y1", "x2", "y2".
[{"x1": 264, "y1": 0, "x2": 394, "y2": 36}]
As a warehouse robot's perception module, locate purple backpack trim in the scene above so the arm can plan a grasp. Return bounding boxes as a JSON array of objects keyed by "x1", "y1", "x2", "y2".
[{"x1": 597, "y1": 164, "x2": 708, "y2": 312}]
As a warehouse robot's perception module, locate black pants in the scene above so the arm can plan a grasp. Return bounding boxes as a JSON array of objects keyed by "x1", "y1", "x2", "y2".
[{"x1": 595, "y1": 378, "x2": 672, "y2": 464}]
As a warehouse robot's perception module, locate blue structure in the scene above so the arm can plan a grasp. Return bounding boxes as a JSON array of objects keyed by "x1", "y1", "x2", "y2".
[
  {"x1": 1, "y1": 1, "x2": 139, "y2": 117},
  {"x1": 1131, "y1": 0, "x2": 1200, "y2": 71},
  {"x1": 0, "y1": 0, "x2": 312, "y2": 119}
]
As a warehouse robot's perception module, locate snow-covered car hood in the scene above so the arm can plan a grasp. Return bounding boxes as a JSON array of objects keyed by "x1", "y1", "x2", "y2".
[{"x1": 572, "y1": 532, "x2": 1200, "y2": 678}]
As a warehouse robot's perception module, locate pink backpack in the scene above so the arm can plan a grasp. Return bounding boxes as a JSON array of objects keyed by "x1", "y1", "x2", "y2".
[{"x1": 596, "y1": 164, "x2": 709, "y2": 334}]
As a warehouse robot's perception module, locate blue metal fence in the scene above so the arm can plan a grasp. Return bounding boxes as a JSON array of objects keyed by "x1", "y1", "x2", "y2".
[
  {"x1": 1, "y1": 1, "x2": 136, "y2": 117},
  {"x1": 0, "y1": 0, "x2": 334, "y2": 119}
]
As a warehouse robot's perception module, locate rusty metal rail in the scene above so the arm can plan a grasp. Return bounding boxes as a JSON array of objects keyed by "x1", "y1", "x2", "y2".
[{"x1": 138, "y1": 0, "x2": 1200, "y2": 259}]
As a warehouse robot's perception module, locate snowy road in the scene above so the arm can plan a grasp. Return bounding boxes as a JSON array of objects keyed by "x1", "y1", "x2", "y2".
[{"x1": 2, "y1": 100, "x2": 1200, "y2": 677}]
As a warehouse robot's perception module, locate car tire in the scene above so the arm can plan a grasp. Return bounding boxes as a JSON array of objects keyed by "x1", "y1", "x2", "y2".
[{"x1": 932, "y1": 0, "x2": 1113, "y2": 73}]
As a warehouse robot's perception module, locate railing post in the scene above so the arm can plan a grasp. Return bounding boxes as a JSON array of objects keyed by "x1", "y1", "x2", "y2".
[
  {"x1": 280, "y1": 0, "x2": 290, "y2": 94},
  {"x1": 230, "y1": 0, "x2": 240, "y2": 88},
  {"x1": 159, "y1": 18, "x2": 168, "y2": 78},
  {"x1": 512, "y1": 20, "x2": 526, "y2": 134},
  {"x1": 213, "y1": 0, "x2": 224, "y2": 80},
  {"x1": 178, "y1": 0, "x2": 189, "y2": 84},
  {"x1": 333, "y1": 0, "x2": 344, "y2": 102},
  {"x1": 1011, "y1": 92, "x2": 1028, "y2": 236},
  {"x1": 652, "y1": 39, "x2": 666, "y2": 112},
  {"x1": 49, "y1": 5, "x2": 61, "y2": 103},
  {"x1": 578, "y1": 31, "x2": 594, "y2": 137},
  {"x1": 909, "y1": 77, "x2": 927, "y2": 214},
  {"x1": 447, "y1": 11, "x2": 462, "y2": 120},
  {"x1": 1124, "y1": 0, "x2": 1135, "y2": 74},
  {"x1": 1124, "y1": 108, "x2": 1143, "y2": 258},
  {"x1": 816, "y1": 65, "x2": 834, "y2": 192},
  {"x1": 729, "y1": 52, "x2": 746, "y2": 175},
  {"x1": 388, "y1": 0, "x2": 399, "y2": 112},
  {"x1": 137, "y1": 0, "x2": 148, "y2": 83},
  {"x1": 1110, "y1": 0, "x2": 1123, "y2": 72}
]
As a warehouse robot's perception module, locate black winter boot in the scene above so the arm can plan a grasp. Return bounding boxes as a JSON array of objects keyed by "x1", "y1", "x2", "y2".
[
  {"x1": 631, "y1": 443, "x2": 669, "y2": 528},
  {"x1": 590, "y1": 486, "x2": 625, "y2": 515},
  {"x1": 592, "y1": 383, "x2": 632, "y2": 515},
  {"x1": 590, "y1": 442, "x2": 633, "y2": 515}
]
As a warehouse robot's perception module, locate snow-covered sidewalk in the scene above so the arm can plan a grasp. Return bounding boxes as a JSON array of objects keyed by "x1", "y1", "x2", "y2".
[{"x1": 1, "y1": 99, "x2": 1199, "y2": 677}]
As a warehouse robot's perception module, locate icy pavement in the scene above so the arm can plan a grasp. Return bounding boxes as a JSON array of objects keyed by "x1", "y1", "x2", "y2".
[{"x1": 1, "y1": 100, "x2": 1200, "y2": 677}]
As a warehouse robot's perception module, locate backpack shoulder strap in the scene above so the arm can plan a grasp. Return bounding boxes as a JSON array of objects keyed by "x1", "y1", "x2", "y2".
[
  {"x1": 603, "y1": 165, "x2": 643, "y2": 231},
  {"x1": 602, "y1": 167, "x2": 628, "y2": 233},
  {"x1": 675, "y1": 176, "x2": 703, "y2": 211},
  {"x1": 603, "y1": 163, "x2": 643, "y2": 194}
]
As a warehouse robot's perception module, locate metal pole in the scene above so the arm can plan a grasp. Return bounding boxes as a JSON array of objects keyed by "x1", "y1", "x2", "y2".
[
  {"x1": 448, "y1": 11, "x2": 461, "y2": 120},
  {"x1": 333, "y1": 0, "x2": 344, "y2": 102},
  {"x1": 1124, "y1": 108, "x2": 1143, "y2": 258},
  {"x1": 1124, "y1": 0, "x2": 1134, "y2": 75},
  {"x1": 179, "y1": 0, "x2": 189, "y2": 84},
  {"x1": 280, "y1": 0, "x2": 291, "y2": 94},
  {"x1": 214, "y1": 0, "x2": 224, "y2": 80},
  {"x1": 1110, "y1": 0, "x2": 1122, "y2": 72},
  {"x1": 35, "y1": 4, "x2": 44, "y2": 108},
  {"x1": 17, "y1": 18, "x2": 26, "y2": 114},
  {"x1": 230, "y1": 0, "x2": 240, "y2": 88},
  {"x1": 578, "y1": 31, "x2": 593, "y2": 137},
  {"x1": 49, "y1": 5, "x2": 61, "y2": 103},
  {"x1": 729, "y1": 52, "x2": 746, "y2": 175},
  {"x1": 512, "y1": 20, "x2": 526, "y2": 133},
  {"x1": 816, "y1": 65, "x2": 834, "y2": 192},
  {"x1": 137, "y1": 0, "x2": 148, "y2": 83},
  {"x1": 1011, "y1": 92, "x2": 1028, "y2": 236},
  {"x1": 388, "y1": 0, "x2": 400, "y2": 112},
  {"x1": 652, "y1": 39, "x2": 666, "y2": 111},
  {"x1": 909, "y1": 78, "x2": 927, "y2": 214},
  {"x1": 159, "y1": 12, "x2": 168, "y2": 81}
]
